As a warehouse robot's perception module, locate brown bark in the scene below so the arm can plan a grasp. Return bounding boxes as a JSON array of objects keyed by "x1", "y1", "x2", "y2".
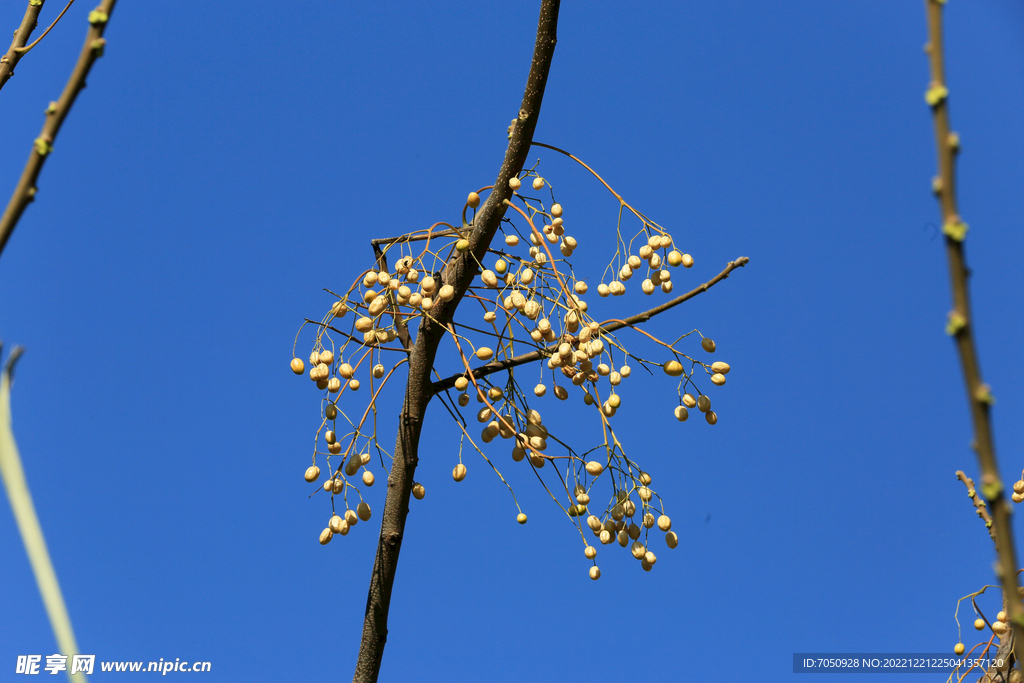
[{"x1": 351, "y1": 2, "x2": 561, "y2": 681}]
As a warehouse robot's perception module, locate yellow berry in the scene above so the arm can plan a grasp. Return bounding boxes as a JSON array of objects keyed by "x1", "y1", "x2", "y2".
[
  {"x1": 373, "y1": 364, "x2": 385, "y2": 378},
  {"x1": 681, "y1": 253, "x2": 694, "y2": 268},
  {"x1": 329, "y1": 514, "x2": 345, "y2": 534},
  {"x1": 665, "y1": 531, "x2": 679, "y2": 549},
  {"x1": 476, "y1": 347, "x2": 494, "y2": 360},
  {"x1": 663, "y1": 360, "x2": 683, "y2": 377},
  {"x1": 701, "y1": 337, "x2": 716, "y2": 353},
  {"x1": 533, "y1": 177, "x2": 545, "y2": 190},
  {"x1": 509, "y1": 177, "x2": 521, "y2": 191},
  {"x1": 657, "y1": 515, "x2": 672, "y2": 531},
  {"x1": 517, "y1": 512, "x2": 528, "y2": 524},
  {"x1": 706, "y1": 411, "x2": 718, "y2": 425},
  {"x1": 467, "y1": 192, "x2": 480, "y2": 208},
  {"x1": 585, "y1": 461, "x2": 604, "y2": 476},
  {"x1": 584, "y1": 545, "x2": 596, "y2": 559},
  {"x1": 453, "y1": 463, "x2": 467, "y2": 482},
  {"x1": 362, "y1": 471, "x2": 375, "y2": 486},
  {"x1": 998, "y1": 611, "x2": 1008, "y2": 622},
  {"x1": 674, "y1": 406, "x2": 688, "y2": 422},
  {"x1": 348, "y1": 379, "x2": 361, "y2": 391},
  {"x1": 974, "y1": 618, "x2": 985, "y2": 630},
  {"x1": 953, "y1": 643, "x2": 965, "y2": 655},
  {"x1": 325, "y1": 404, "x2": 338, "y2": 420},
  {"x1": 304, "y1": 465, "x2": 320, "y2": 482},
  {"x1": 589, "y1": 566, "x2": 601, "y2": 580},
  {"x1": 357, "y1": 501, "x2": 371, "y2": 521},
  {"x1": 711, "y1": 373, "x2": 726, "y2": 386},
  {"x1": 412, "y1": 482, "x2": 425, "y2": 499},
  {"x1": 290, "y1": 358, "x2": 305, "y2": 374},
  {"x1": 534, "y1": 383, "x2": 546, "y2": 397},
  {"x1": 319, "y1": 528, "x2": 333, "y2": 545},
  {"x1": 711, "y1": 361, "x2": 731, "y2": 375}
]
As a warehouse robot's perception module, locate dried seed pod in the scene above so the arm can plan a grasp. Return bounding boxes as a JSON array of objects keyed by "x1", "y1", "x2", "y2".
[
  {"x1": 681, "y1": 253, "x2": 694, "y2": 268},
  {"x1": 589, "y1": 566, "x2": 601, "y2": 580},
  {"x1": 509, "y1": 176, "x2": 521, "y2": 190},
  {"x1": 328, "y1": 442, "x2": 342, "y2": 455},
  {"x1": 697, "y1": 395, "x2": 711, "y2": 412},
  {"x1": 329, "y1": 514, "x2": 345, "y2": 534},
  {"x1": 641, "y1": 279, "x2": 655, "y2": 295},
  {"x1": 631, "y1": 541, "x2": 646, "y2": 559},
  {"x1": 663, "y1": 360, "x2": 683, "y2": 377},
  {"x1": 533, "y1": 177, "x2": 545, "y2": 190},
  {"x1": 628, "y1": 523, "x2": 641, "y2": 540},
  {"x1": 345, "y1": 509, "x2": 358, "y2": 526},
  {"x1": 357, "y1": 502, "x2": 371, "y2": 521},
  {"x1": 348, "y1": 379, "x2": 361, "y2": 391},
  {"x1": 674, "y1": 405, "x2": 689, "y2": 422},
  {"x1": 644, "y1": 551, "x2": 657, "y2": 566},
  {"x1": 711, "y1": 373, "x2": 726, "y2": 386},
  {"x1": 657, "y1": 515, "x2": 672, "y2": 531},
  {"x1": 661, "y1": 280, "x2": 673, "y2": 294},
  {"x1": 517, "y1": 512, "x2": 528, "y2": 524},
  {"x1": 534, "y1": 383, "x2": 547, "y2": 397},
  {"x1": 467, "y1": 191, "x2": 480, "y2": 208},
  {"x1": 638, "y1": 486, "x2": 653, "y2": 502},
  {"x1": 325, "y1": 404, "x2": 338, "y2": 420},
  {"x1": 327, "y1": 377, "x2": 342, "y2": 393},
  {"x1": 585, "y1": 460, "x2": 604, "y2": 476},
  {"x1": 618, "y1": 530, "x2": 629, "y2": 547},
  {"x1": 319, "y1": 528, "x2": 333, "y2": 545},
  {"x1": 705, "y1": 411, "x2": 718, "y2": 425},
  {"x1": 453, "y1": 463, "x2": 467, "y2": 482},
  {"x1": 584, "y1": 545, "x2": 597, "y2": 560},
  {"x1": 412, "y1": 482, "x2": 425, "y2": 499},
  {"x1": 304, "y1": 465, "x2": 321, "y2": 482},
  {"x1": 290, "y1": 358, "x2": 305, "y2": 374},
  {"x1": 362, "y1": 471, "x2": 375, "y2": 486},
  {"x1": 701, "y1": 337, "x2": 716, "y2": 353},
  {"x1": 666, "y1": 531, "x2": 679, "y2": 549},
  {"x1": 553, "y1": 385, "x2": 569, "y2": 400},
  {"x1": 643, "y1": 513, "x2": 655, "y2": 529},
  {"x1": 476, "y1": 347, "x2": 494, "y2": 360}
]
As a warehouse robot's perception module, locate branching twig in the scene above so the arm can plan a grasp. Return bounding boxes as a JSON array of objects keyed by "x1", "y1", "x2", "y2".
[
  {"x1": 956, "y1": 470, "x2": 996, "y2": 545},
  {"x1": 924, "y1": 0, "x2": 1024, "y2": 667},
  {"x1": 0, "y1": 0, "x2": 47, "y2": 92},
  {"x1": 430, "y1": 256, "x2": 749, "y2": 394},
  {"x1": 0, "y1": 0, "x2": 117, "y2": 260}
]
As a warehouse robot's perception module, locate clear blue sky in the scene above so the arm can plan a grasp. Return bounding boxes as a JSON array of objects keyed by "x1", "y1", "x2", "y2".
[{"x1": 1, "y1": 1, "x2": 1022, "y2": 681}]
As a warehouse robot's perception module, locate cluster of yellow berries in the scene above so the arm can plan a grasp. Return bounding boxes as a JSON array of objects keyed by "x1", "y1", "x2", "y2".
[
  {"x1": 954, "y1": 610, "x2": 1012, "y2": 655},
  {"x1": 1012, "y1": 480, "x2": 1024, "y2": 504}
]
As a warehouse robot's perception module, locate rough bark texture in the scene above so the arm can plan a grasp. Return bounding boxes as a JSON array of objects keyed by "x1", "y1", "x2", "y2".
[{"x1": 351, "y1": 2, "x2": 560, "y2": 681}]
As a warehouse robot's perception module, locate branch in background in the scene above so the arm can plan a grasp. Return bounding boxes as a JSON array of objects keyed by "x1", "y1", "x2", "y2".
[
  {"x1": 352, "y1": 2, "x2": 561, "y2": 681},
  {"x1": 0, "y1": 0, "x2": 46, "y2": 93},
  {"x1": 956, "y1": 470, "x2": 996, "y2": 545},
  {"x1": 430, "y1": 256, "x2": 749, "y2": 394},
  {"x1": 923, "y1": 0, "x2": 1024, "y2": 667},
  {"x1": 14, "y1": 0, "x2": 77, "y2": 57},
  {"x1": 0, "y1": 0, "x2": 117, "y2": 260},
  {"x1": 0, "y1": 346, "x2": 88, "y2": 683}
]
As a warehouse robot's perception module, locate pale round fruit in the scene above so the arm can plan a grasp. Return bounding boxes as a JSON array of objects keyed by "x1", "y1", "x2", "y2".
[
  {"x1": 697, "y1": 395, "x2": 711, "y2": 412},
  {"x1": 681, "y1": 253, "x2": 694, "y2": 268},
  {"x1": 327, "y1": 377, "x2": 342, "y2": 393},
  {"x1": 348, "y1": 379, "x2": 361, "y2": 391},
  {"x1": 682, "y1": 393, "x2": 697, "y2": 408},
  {"x1": 339, "y1": 363, "x2": 354, "y2": 379},
  {"x1": 319, "y1": 349, "x2": 334, "y2": 365},
  {"x1": 644, "y1": 551, "x2": 657, "y2": 565},
  {"x1": 584, "y1": 546, "x2": 597, "y2": 559},
  {"x1": 953, "y1": 643, "x2": 965, "y2": 655},
  {"x1": 412, "y1": 482, "x2": 425, "y2": 500},
  {"x1": 316, "y1": 378, "x2": 329, "y2": 390},
  {"x1": 974, "y1": 618, "x2": 985, "y2": 630},
  {"x1": 290, "y1": 358, "x2": 305, "y2": 374},
  {"x1": 517, "y1": 512, "x2": 528, "y2": 524},
  {"x1": 998, "y1": 611, "x2": 1008, "y2": 622},
  {"x1": 706, "y1": 411, "x2": 718, "y2": 425},
  {"x1": 1014, "y1": 481, "x2": 1024, "y2": 494},
  {"x1": 1012, "y1": 492, "x2": 1024, "y2": 504},
  {"x1": 328, "y1": 442, "x2": 342, "y2": 455},
  {"x1": 323, "y1": 480, "x2": 334, "y2": 492},
  {"x1": 639, "y1": 471, "x2": 652, "y2": 486},
  {"x1": 362, "y1": 471, "x2": 375, "y2": 486},
  {"x1": 701, "y1": 337, "x2": 716, "y2": 353},
  {"x1": 599, "y1": 530, "x2": 613, "y2": 545},
  {"x1": 476, "y1": 347, "x2": 494, "y2": 360},
  {"x1": 631, "y1": 541, "x2": 646, "y2": 559},
  {"x1": 643, "y1": 513, "x2": 655, "y2": 529},
  {"x1": 372, "y1": 364, "x2": 385, "y2": 378},
  {"x1": 993, "y1": 621, "x2": 1008, "y2": 635},
  {"x1": 533, "y1": 177, "x2": 545, "y2": 190},
  {"x1": 467, "y1": 191, "x2": 481, "y2": 208},
  {"x1": 674, "y1": 406, "x2": 689, "y2": 422},
  {"x1": 329, "y1": 514, "x2": 344, "y2": 534},
  {"x1": 550, "y1": 203, "x2": 563, "y2": 218},
  {"x1": 667, "y1": 250, "x2": 682, "y2": 267},
  {"x1": 665, "y1": 531, "x2": 679, "y2": 549},
  {"x1": 711, "y1": 373, "x2": 726, "y2": 386},
  {"x1": 357, "y1": 501, "x2": 372, "y2": 521},
  {"x1": 345, "y1": 509, "x2": 358, "y2": 526},
  {"x1": 455, "y1": 376, "x2": 469, "y2": 391},
  {"x1": 663, "y1": 360, "x2": 684, "y2": 377},
  {"x1": 554, "y1": 385, "x2": 568, "y2": 400},
  {"x1": 325, "y1": 404, "x2": 338, "y2": 420},
  {"x1": 304, "y1": 465, "x2": 321, "y2": 482},
  {"x1": 711, "y1": 361, "x2": 731, "y2": 375},
  {"x1": 534, "y1": 383, "x2": 547, "y2": 397},
  {"x1": 505, "y1": 234, "x2": 520, "y2": 247},
  {"x1": 509, "y1": 176, "x2": 521, "y2": 191},
  {"x1": 319, "y1": 528, "x2": 333, "y2": 545},
  {"x1": 333, "y1": 479, "x2": 344, "y2": 494},
  {"x1": 589, "y1": 566, "x2": 601, "y2": 580},
  {"x1": 453, "y1": 463, "x2": 467, "y2": 482},
  {"x1": 657, "y1": 515, "x2": 672, "y2": 531},
  {"x1": 585, "y1": 461, "x2": 604, "y2": 476}
]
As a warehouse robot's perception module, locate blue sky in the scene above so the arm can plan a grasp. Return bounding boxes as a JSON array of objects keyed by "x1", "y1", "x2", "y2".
[{"x1": 1, "y1": 1, "x2": 1022, "y2": 681}]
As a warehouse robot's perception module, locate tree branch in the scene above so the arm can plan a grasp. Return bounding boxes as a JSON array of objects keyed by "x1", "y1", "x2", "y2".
[
  {"x1": 0, "y1": 0, "x2": 46, "y2": 93},
  {"x1": 429, "y1": 256, "x2": 749, "y2": 394},
  {"x1": 352, "y1": 2, "x2": 561, "y2": 681},
  {"x1": 0, "y1": 0, "x2": 116, "y2": 261},
  {"x1": 923, "y1": 0, "x2": 1024, "y2": 667}
]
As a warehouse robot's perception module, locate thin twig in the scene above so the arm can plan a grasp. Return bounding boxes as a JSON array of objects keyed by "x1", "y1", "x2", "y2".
[
  {"x1": 13, "y1": 0, "x2": 76, "y2": 55},
  {"x1": 0, "y1": 0, "x2": 117, "y2": 260},
  {"x1": 924, "y1": 0, "x2": 1023, "y2": 667},
  {"x1": 430, "y1": 256, "x2": 749, "y2": 394},
  {"x1": 956, "y1": 470, "x2": 996, "y2": 545},
  {"x1": 0, "y1": 0, "x2": 46, "y2": 93}
]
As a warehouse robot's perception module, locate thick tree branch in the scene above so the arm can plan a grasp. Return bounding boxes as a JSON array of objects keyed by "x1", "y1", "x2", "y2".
[
  {"x1": 923, "y1": 0, "x2": 1024, "y2": 666},
  {"x1": 352, "y1": 2, "x2": 560, "y2": 682},
  {"x1": 0, "y1": 0, "x2": 46, "y2": 93},
  {"x1": 430, "y1": 256, "x2": 749, "y2": 394},
  {"x1": 0, "y1": 0, "x2": 116, "y2": 261}
]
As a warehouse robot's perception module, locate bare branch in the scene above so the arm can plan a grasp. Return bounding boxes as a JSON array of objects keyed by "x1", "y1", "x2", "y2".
[
  {"x1": 0, "y1": 0, "x2": 117, "y2": 260},
  {"x1": 0, "y1": 0, "x2": 46, "y2": 93},
  {"x1": 923, "y1": 0, "x2": 1024, "y2": 666}
]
